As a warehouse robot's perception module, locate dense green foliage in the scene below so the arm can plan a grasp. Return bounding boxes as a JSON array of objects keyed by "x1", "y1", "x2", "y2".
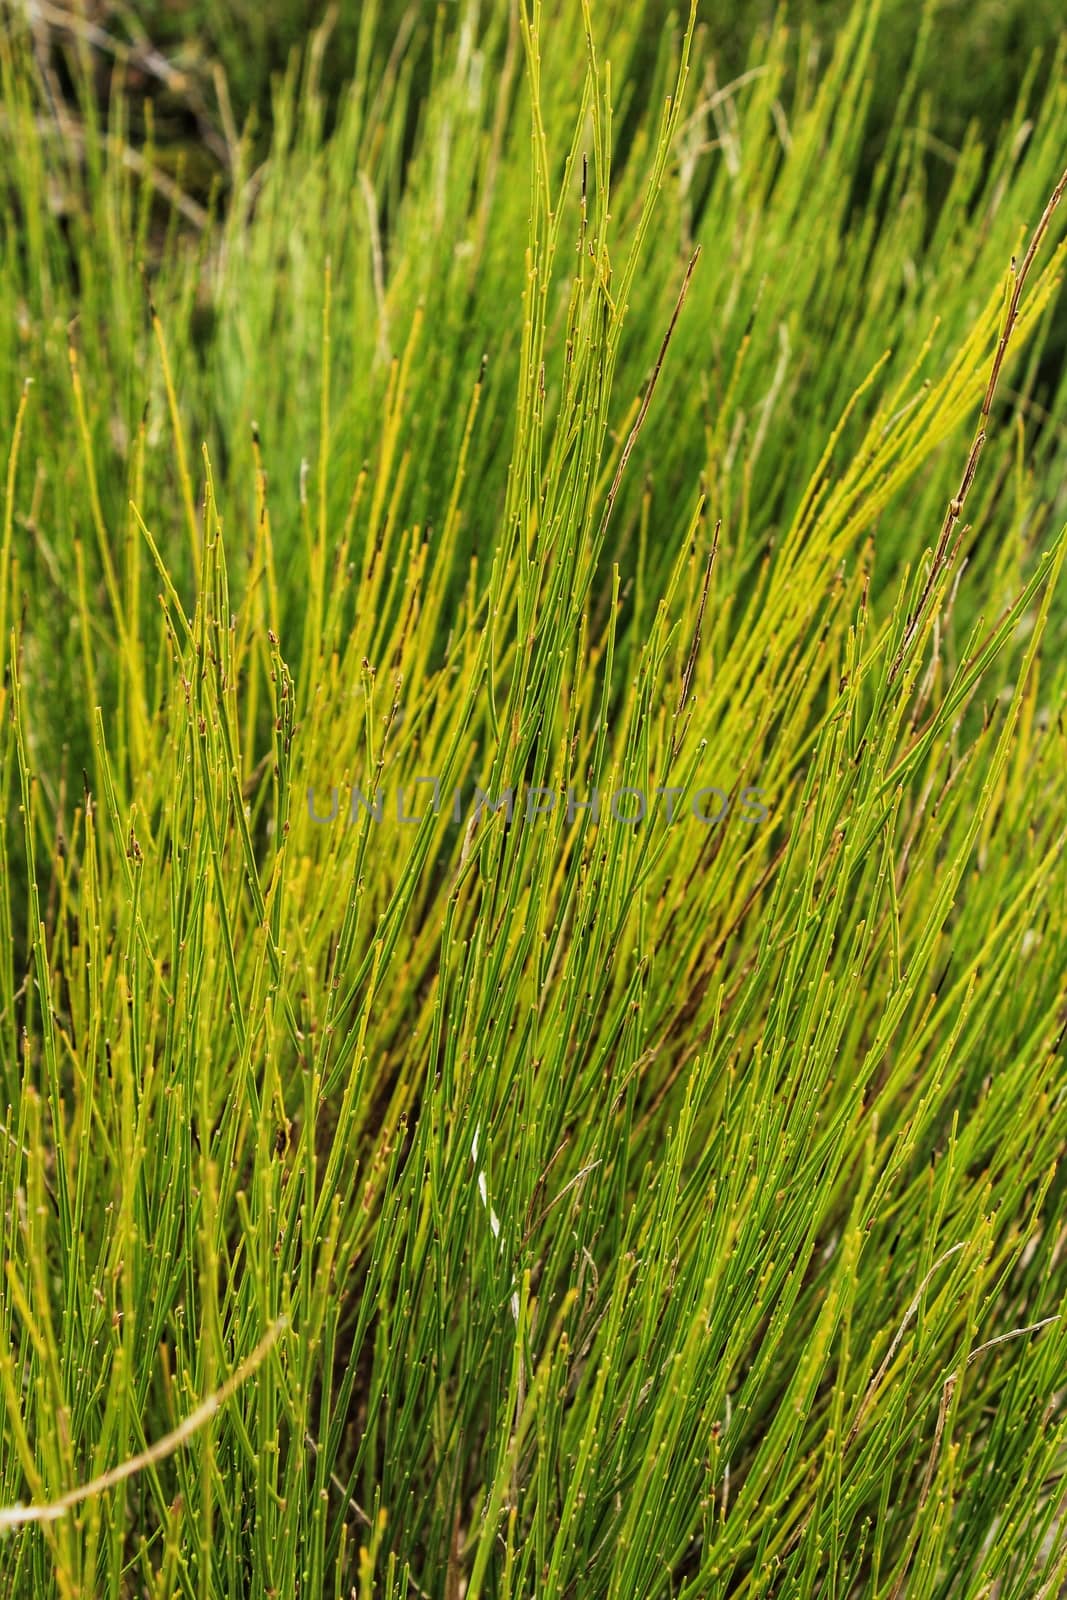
[{"x1": 1, "y1": 2, "x2": 1066, "y2": 1596}]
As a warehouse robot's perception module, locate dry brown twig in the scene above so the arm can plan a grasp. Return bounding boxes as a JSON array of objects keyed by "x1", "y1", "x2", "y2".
[
  {"x1": 888, "y1": 162, "x2": 1067, "y2": 684},
  {"x1": 0, "y1": 1317, "x2": 287, "y2": 1531}
]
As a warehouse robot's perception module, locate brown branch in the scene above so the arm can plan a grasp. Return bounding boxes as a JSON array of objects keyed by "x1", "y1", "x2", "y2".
[
  {"x1": 0, "y1": 1318, "x2": 287, "y2": 1530},
  {"x1": 888, "y1": 162, "x2": 1067, "y2": 684}
]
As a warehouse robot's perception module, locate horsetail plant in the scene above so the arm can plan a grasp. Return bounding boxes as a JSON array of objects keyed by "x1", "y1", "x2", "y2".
[{"x1": 1, "y1": 1, "x2": 1067, "y2": 1596}]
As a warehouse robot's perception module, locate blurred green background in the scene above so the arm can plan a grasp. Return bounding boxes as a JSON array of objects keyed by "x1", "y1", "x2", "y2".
[{"x1": 24, "y1": 0, "x2": 1066, "y2": 188}]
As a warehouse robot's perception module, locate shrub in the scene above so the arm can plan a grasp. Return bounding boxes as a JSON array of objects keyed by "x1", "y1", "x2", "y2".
[{"x1": 1, "y1": 3, "x2": 1066, "y2": 1596}]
